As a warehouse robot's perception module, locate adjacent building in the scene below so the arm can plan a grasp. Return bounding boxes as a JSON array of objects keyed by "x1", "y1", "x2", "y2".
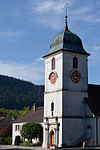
[{"x1": 12, "y1": 107, "x2": 43, "y2": 145}]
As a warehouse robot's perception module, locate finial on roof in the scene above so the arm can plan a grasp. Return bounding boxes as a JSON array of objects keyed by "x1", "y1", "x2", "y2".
[{"x1": 64, "y1": 1, "x2": 69, "y2": 31}]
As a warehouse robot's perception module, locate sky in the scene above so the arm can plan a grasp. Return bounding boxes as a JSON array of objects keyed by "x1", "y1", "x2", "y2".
[{"x1": 0, "y1": 0, "x2": 100, "y2": 85}]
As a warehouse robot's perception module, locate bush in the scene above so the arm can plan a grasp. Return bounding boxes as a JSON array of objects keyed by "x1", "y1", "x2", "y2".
[
  {"x1": 15, "y1": 135, "x2": 20, "y2": 145},
  {"x1": 20, "y1": 141, "x2": 42, "y2": 146},
  {"x1": 0, "y1": 137, "x2": 12, "y2": 145},
  {"x1": 6, "y1": 137, "x2": 12, "y2": 145},
  {"x1": 0, "y1": 137, "x2": 5, "y2": 144},
  {"x1": 20, "y1": 122, "x2": 43, "y2": 143}
]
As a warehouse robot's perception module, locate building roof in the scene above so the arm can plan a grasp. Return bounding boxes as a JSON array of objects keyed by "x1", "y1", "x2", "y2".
[
  {"x1": 0, "y1": 117, "x2": 12, "y2": 127},
  {"x1": 44, "y1": 16, "x2": 90, "y2": 57},
  {"x1": 86, "y1": 84, "x2": 100, "y2": 116},
  {"x1": 14, "y1": 107, "x2": 43, "y2": 123}
]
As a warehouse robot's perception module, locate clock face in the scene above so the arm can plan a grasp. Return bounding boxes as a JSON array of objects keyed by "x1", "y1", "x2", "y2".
[
  {"x1": 71, "y1": 70, "x2": 80, "y2": 83},
  {"x1": 50, "y1": 72, "x2": 57, "y2": 84}
]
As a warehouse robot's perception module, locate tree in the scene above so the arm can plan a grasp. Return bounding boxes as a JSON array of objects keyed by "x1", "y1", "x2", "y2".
[{"x1": 20, "y1": 122, "x2": 43, "y2": 143}]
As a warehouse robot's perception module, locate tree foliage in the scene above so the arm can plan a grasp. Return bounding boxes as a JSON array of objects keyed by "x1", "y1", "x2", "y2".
[
  {"x1": 0, "y1": 108, "x2": 23, "y2": 119},
  {"x1": 0, "y1": 74, "x2": 44, "y2": 110},
  {"x1": 0, "y1": 106, "x2": 34, "y2": 120},
  {"x1": 20, "y1": 122, "x2": 43, "y2": 143}
]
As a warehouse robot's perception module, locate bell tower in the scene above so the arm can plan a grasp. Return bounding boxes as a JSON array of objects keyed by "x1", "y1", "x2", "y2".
[{"x1": 43, "y1": 14, "x2": 90, "y2": 148}]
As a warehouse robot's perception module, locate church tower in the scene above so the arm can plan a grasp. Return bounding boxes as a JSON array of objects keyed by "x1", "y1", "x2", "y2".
[{"x1": 43, "y1": 14, "x2": 90, "y2": 148}]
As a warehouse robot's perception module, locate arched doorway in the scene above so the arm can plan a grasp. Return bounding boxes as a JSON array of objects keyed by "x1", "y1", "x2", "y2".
[{"x1": 50, "y1": 130, "x2": 54, "y2": 147}]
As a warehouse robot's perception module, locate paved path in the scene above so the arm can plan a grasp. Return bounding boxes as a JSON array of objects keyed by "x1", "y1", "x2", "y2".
[
  {"x1": 0, "y1": 145, "x2": 43, "y2": 150},
  {"x1": 0, "y1": 145, "x2": 82, "y2": 150},
  {"x1": 2, "y1": 145, "x2": 100, "y2": 150}
]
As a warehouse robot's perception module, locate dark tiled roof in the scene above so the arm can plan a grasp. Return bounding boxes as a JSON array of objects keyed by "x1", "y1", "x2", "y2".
[
  {"x1": 44, "y1": 30, "x2": 90, "y2": 57},
  {"x1": 0, "y1": 117, "x2": 12, "y2": 127},
  {"x1": 87, "y1": 84, "x2": 100, "y2": 116},
  {"x1": 14, "y1": 107, "x2": 44, "y2": 123}
]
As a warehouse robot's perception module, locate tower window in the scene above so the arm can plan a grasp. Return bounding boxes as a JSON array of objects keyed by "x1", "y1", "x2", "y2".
[
  {"x1": 52, "y1": 58, "x2": 55, "y2": 70},
  {"x1": 73, "y1": 57, "x2": 78, "y2": 68},
  {"x1": 51, "y1": 102, "x2": 54, "y2": 112}
]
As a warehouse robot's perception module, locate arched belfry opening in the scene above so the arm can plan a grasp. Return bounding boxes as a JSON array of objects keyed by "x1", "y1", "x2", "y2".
[
  {"x1": 73, "y1": 57, "x2": 78, "y2": 68},
  {"x1": 52, "y1": 58, "x2": 55, "y2": 70}
]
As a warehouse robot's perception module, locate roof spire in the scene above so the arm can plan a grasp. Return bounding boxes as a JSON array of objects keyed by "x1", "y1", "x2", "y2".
[{"x1": 64, "y1": 1, "x2": 69, "y2": 31}]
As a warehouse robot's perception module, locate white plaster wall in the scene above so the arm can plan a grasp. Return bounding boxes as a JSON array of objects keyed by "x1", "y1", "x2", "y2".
[
  {"x1": 12, "y1": 122, "x2": 43, "y2": 145},
  {"x1": 44, "y1": 52, "x2": 63, "y2": 93},
  {"x1": 63, "y1": 91, "x2": 88, "y2": 116},
  {"x1": 85, "y1": 103, "x2": 93, "y2": 116},
  {"x1": 58, "y1": 118, "x2": 62, "y2": 147},
  {"x1": 12, "y1": 122, "x2": 24, "y2": 145},
  {"x1": 44, "y1": 91, "x2": 62, "y2": 117},
  {"x1": 86, "y1": 118, "x2": 96, "y2": 146},
  {"x1": 63, "y1": 51, "x2": 88, "y2": 91},
  {"x1": 62, "y1": 118, "x2": 86, "y2": 146},
  {"x1": 43, "y1": 50, "x2": 89, "y2": 147}
]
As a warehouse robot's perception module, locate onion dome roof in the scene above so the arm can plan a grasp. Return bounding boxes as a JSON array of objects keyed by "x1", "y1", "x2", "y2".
[{"x1": 44, "y1": 16, "x2": 90, "y2": 57}]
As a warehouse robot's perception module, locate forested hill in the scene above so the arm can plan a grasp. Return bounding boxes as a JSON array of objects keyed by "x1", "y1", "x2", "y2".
[{"x1": 0, "y1": 75, "x2": 44, "y2": 110}]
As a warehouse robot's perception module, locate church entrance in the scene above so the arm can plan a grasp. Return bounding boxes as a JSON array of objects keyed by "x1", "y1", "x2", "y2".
[{"x1": 50, "y1": 130, "x2": 54, "y2": 147}]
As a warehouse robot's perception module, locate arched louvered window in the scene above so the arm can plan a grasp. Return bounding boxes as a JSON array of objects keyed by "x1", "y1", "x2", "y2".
[
  {"x1": 51, "y1": 102, "x2": 54, "y2": 112},
  {"x1": 52, "y1": 58, "x2": 55, "y2": 70},
  {"x1": 73, "y1": 57, "x2": 78, "y2": 68}
]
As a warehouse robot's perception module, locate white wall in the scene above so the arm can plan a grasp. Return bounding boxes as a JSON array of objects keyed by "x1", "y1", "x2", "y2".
[
  {"x1": 63, "y1": 51, "x2": 88, "y2": 91},
  {"x1": 62, "y1": 118, "x2": 86, "y2": 146},
  {"x1": 43, "y1": 50, "x2": 89, "y2": 147},
  {"x1": 12, "y1": 122, "x2": 43, "y2": 145},
  {"x1": 44, "y1": 52, "x2": 63, "y2": 93},
  {"x1": 12, "y1": 122, "x2": 24, "y2": 145}
]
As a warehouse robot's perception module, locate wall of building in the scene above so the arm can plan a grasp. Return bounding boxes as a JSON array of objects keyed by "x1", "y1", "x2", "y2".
[
  {"x1": 12, "y1": 122, "x2": 24, "y2": 145},
  {"x1": 86, "y1": 118, "x2": 96, "y2": 146},
  {"x1": 44, "y1": 91, "x2": 62, "y2": 117},
  {"x1": 63, "y1": 51, "x2": 88, "y2": 91},
  {"x1": 62, "y1": 91, "x2": 88, "y2": 116},
  {"x1": 12, "y1": 122, "x2": 43, "y2": 145},
  {"x1": 44, "y1": 52, "x2": 63, "y2": 93},
  {"x1": 97, "y1": 118, "x2": 100, "y2": 146},
  {"x1": 62, "y1": 118, "x2": 86, "y2": 146}
]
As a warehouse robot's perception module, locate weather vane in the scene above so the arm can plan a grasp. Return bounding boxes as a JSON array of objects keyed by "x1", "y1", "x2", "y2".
[
  {"x1": 63, "y1": 0, "x2": 70, "y2": 31},
  {"x1": 63, "y1": 0, "x2": 70, "y2": 17}
]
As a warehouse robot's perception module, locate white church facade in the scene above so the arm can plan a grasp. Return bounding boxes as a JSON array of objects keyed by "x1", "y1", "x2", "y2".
[{"x1": 42, "y1": 15, "x2": 100, "y2": 148}]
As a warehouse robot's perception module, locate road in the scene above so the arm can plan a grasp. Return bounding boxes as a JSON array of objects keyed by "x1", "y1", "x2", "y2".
[
  {"x1": 0, "y1": 145, "x2": 44, "y2": 150},
  {"x1": 0, "y1": 145, "x2": 85, "y2": 150}
]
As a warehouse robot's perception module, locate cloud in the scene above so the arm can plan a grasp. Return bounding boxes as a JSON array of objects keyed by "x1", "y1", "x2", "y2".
[
  {"x1": 0, "y1": 31, "x2": 26, "y2": 37},
  {"x1": 37, "y1": 16, "x2": 63, "y2": 30},
  {"x1": 27, "y1": 0, "x2": 100, "y2": 29},
  {"x1": 35, "y1": 57, "x2": 44, "y2": 62},
  {"x1": 28, "y1": 0, "x2": 69, "y2": 30},
  {"x1": 89, "y1": 44, "x2": 100, "y2": 65},
  {"x1": 71, "y1": 7, "x2": 91, "y2": 18},
  {"x1": 32, "y1": 0, "x2": 66, "y2": 14},
  {"x1": 0, "y1": 61, "x2": 44, "y2": 84}
]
